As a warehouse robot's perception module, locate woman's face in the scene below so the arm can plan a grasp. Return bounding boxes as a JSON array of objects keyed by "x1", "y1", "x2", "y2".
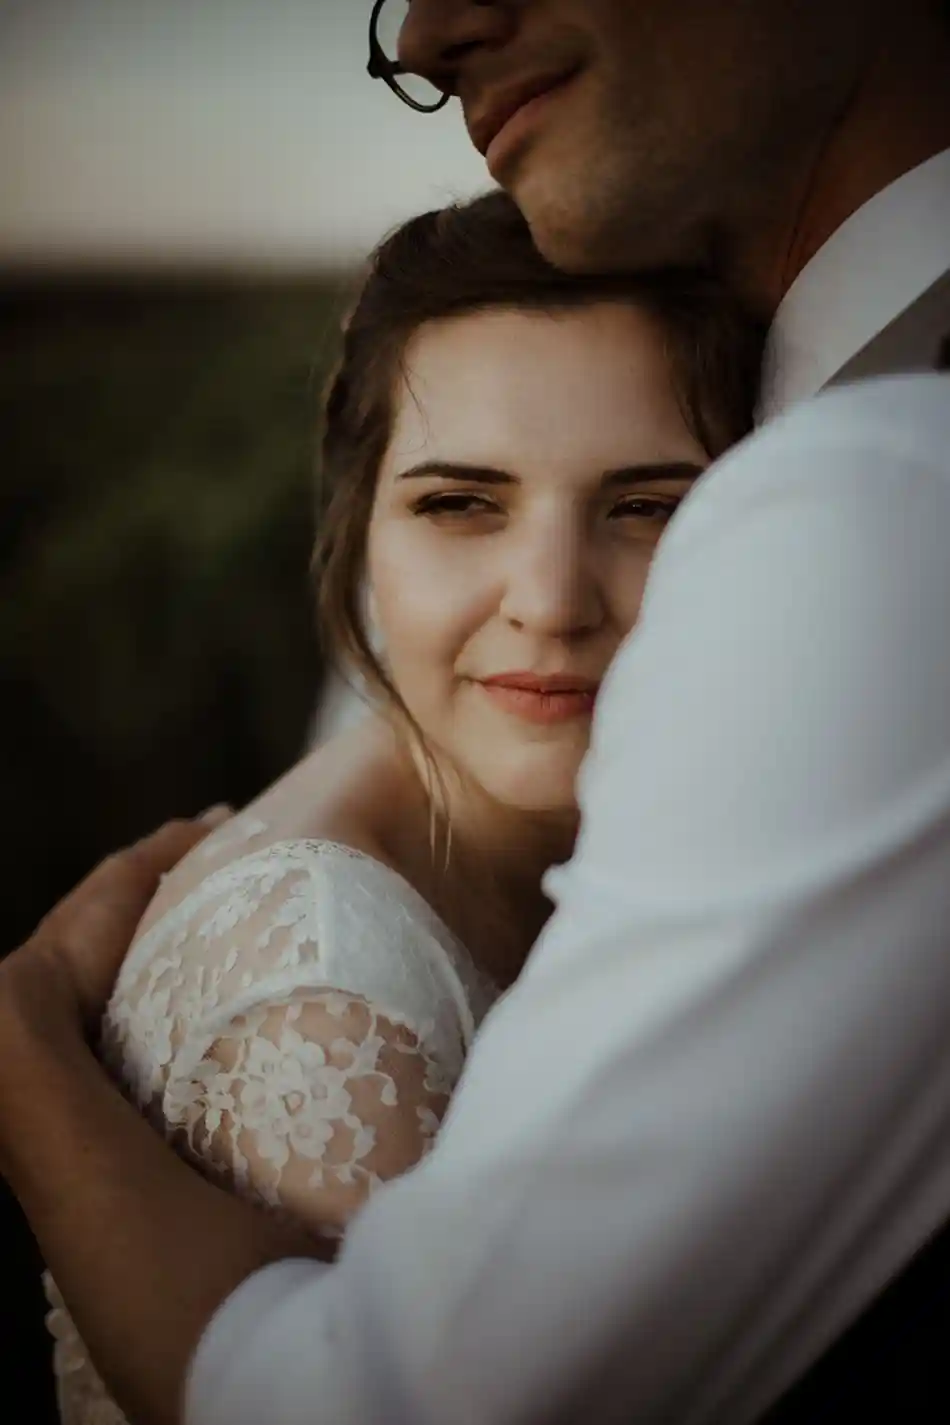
[{"x1": 367, "y1": 302, "x2": 708, "y2": 814}]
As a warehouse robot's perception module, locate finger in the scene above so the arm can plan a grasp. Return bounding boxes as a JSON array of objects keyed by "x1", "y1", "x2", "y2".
[
  {"x1": 112, "y1": 811, "x2": 232, "y2": 904},
  {"x1": 33, "y1": 814, "x2": 226, "y2": 948},
  {"x1": 198, "y1": 803, "x2": 234, "y2": 830},
  {"x1": 80, "y1": 820, "x2": 210, "y2": 909},
  {"x1": 23, "y1": 817, "x2": 222, "y2": 1012},
  {"x1": 127, "y1": 818, "x2": 216, "y2": 880}
]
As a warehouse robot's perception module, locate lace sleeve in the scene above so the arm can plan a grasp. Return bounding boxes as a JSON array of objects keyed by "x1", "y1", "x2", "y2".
[
  {"x1": 48, "y1": 839, "x2": 496, "y2": 1425},
  {"x1": 103, "y1": 840, "x2": 495, "y2": 1238},
  {"x1": 166, "y1": 987, "x2": 452, "y2": 1236}
]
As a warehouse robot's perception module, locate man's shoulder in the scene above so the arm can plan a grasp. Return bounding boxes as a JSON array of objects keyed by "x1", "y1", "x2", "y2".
[
  {"x1": 778, "y1": 371, "x2": 950, "y2": 443},
  {"x1": 642, "y1": 372, "x2": 950, "y2": 584},
  {"x1": 725, "y1": 372, "x2": 950, "y2": 491}
]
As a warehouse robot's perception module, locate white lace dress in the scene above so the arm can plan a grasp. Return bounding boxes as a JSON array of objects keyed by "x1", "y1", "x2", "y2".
[{"x1": 44, "y1": 822, "x2": 498, "y2": 1425}]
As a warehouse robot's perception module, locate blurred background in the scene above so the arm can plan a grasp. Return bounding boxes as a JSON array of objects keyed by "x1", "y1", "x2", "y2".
[{"x1": 1, "y1": 1, "x2": 486, "y2": 1412}]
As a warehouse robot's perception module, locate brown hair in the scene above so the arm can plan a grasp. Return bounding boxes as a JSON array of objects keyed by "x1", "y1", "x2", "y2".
[{"x1": 314, "y1": 189, "x2": 765, "y2": 715}]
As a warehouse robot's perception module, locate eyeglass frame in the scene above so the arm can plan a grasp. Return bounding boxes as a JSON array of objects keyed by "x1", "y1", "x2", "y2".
[{"x1": 367, "y1": 0, "x2": 452, "y2": 113}]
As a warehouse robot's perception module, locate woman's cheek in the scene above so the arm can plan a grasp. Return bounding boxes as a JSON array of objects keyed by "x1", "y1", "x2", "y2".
[
  {"x1": 610, "y1": 548, "x2": 651, "y2": 634},
  {"x1": 370, "y1": 523, "x2": 496, "y2": 695}
]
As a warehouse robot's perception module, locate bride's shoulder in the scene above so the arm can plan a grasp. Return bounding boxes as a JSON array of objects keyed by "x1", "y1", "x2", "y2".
[
  {"x1": 109, "y1": 717, "x2": 498, "y2": 1054},
  {"x1": 109, "y1": 834, "x2": 495, "y2": 1082},
  {"x1": 132, "y1": 717, "x2": 405, "y2": 942},
  {"x1": 128, "y1": 830, "x2": 450, "y2": 981}
]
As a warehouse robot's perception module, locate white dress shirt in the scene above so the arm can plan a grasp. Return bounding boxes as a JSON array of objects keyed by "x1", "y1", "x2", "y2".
[
  {"x1": 187, "y1": 150, "x2": 950, "y2": 1425},
  {"x1": 759, "y1": 147, "x2": 950, "y2": 417}
]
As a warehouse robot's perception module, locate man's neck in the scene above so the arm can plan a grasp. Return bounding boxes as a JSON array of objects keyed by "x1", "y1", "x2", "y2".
[{"x1": 740, "y1": 9, "x2": 950, "y2": 317}]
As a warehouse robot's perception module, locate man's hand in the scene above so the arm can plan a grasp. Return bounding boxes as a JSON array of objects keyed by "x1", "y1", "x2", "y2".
[{"x1": 0, "y1": 809, "x2": 231, "y2": 1041}]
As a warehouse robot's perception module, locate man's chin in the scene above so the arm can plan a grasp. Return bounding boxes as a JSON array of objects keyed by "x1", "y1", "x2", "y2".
[
  {"x1": 512, "y1": 173, "x2": 622, "y2": 275},
  {"x1": 496, "y1": 162, "x2": 559, "y2": 254},
  {"x1": 516, "y1": 162, "x2": 706, "y2": 277}
]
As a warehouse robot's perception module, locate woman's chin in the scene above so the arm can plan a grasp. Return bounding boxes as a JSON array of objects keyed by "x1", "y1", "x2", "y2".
[{"x1": 480, "y1": 752, "x2": 585, "y2": 819}]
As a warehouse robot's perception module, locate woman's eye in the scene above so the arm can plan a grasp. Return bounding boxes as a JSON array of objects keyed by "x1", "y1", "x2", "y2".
[
  {"x1": 412, "y1": 492, "x2": 500, "y2": 520},
  {"x1": 610, "y1": 494, "x2": 682, "y2": 525}
]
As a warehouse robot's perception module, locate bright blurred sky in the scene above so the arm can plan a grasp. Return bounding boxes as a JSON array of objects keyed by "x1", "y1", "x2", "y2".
[{"x1": 0, "y1": 0, "x2": 491, "y2": 269}]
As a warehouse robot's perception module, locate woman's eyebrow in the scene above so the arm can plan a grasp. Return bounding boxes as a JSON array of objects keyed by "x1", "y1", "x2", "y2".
[
  {"x1": 395, "y1": 459, "x2": 705, "y2": 486},
  {"x1": 396, "y1": 461, "x2": 515, "y2": 484},
  {"x1": 601, "y1": 461, "x2": 705, "y2": 488}
]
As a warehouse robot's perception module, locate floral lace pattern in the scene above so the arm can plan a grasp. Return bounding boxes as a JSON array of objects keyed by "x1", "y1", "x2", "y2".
[{"x1": 45, "y1": 838, "x2": 498, "y2": 1425}]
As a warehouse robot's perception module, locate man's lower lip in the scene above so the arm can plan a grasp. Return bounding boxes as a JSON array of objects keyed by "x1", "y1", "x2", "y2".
[
  {"x1": 479, "y1": 683, "x2": 596, "y2": 724},
  {"x1": 485, "y1": 80, "x2": 570, "y2": 176}
]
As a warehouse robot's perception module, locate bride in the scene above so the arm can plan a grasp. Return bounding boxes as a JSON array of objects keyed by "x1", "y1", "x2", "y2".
[{"x1": 45, "y1": 190, "x2": 762, "y2": 1424}]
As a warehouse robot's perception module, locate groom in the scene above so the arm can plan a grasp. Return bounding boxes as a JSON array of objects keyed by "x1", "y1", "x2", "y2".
[{"x1": 1, "y1": 4, "x2": 949, "y2": 1424}]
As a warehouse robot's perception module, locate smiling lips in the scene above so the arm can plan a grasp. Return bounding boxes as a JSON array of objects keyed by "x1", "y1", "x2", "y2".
[
  {"x1": 468, "y1": 69, "x2": 577, "y2": 164},
  {"x1": 478, "y1": 673, "x2": 600, "y2": 725}
]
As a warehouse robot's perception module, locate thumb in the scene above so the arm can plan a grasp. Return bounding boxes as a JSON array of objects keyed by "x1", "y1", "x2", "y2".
[
  {"x1": 197, "y1": 803, "x2": 234, "y2": 831},
  {"x1": 124, "y1": 807, "x2": 234, "y2": 890}
]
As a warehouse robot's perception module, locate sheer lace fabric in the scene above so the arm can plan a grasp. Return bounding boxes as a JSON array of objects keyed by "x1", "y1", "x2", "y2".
[{"x1": 45, "y1": 828, "x2": 498, "y2": 1425}]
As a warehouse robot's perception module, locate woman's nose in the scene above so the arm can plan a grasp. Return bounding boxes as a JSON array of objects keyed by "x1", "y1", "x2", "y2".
[
  {"x1": 397, "y1": 0, "x2": 513, "y2": 92},
  {"x1": 499, "y1": 526, "x2": 604, "y2": 638}
]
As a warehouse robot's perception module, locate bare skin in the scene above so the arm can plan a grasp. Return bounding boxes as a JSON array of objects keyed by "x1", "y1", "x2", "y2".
[
  {"x1": 397, "y1": 0, "x2": 950, "y2": 312},
  {"x1": 2, "y1": 5, "x2": 948, "y2": 1422},
  {"x1": 138, "y1": 302, "x2": 705, "y2": 999},
  {"x1": 0, "y1": 297, "x2": 707, "y2": 1422}
]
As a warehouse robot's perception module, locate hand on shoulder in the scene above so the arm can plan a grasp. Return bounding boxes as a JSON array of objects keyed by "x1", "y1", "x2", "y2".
[{"x1": 0, "y1": 809, "x2": 232, "y2": 1046}]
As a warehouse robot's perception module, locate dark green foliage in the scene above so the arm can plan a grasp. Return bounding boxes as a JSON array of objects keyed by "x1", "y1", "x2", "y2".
[{"x1": 0, "y1": 272, "x2": 347, "y2": 945}]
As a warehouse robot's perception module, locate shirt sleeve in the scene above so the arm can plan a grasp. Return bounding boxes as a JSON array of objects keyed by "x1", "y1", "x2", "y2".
[{"x1": 186, "y1": 374, "x2": 950, "y2": 1425}]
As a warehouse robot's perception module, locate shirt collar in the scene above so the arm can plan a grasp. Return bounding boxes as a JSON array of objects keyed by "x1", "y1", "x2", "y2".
[{"x1": 758, "y1": 146, "x2": 950, "y2": 422}]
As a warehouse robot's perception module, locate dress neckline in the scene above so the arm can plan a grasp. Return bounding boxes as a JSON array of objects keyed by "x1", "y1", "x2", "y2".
[{"x1": 119, "y1": 835, "x2": 501, "y2": 1006}]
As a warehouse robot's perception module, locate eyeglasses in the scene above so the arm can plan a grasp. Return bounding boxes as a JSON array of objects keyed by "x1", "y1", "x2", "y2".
[{"x1": 367, "y1": 0, "x2": 451, "y2": 113}]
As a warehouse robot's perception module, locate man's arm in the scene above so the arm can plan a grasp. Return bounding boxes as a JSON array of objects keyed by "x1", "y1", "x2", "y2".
[
  {"x1": 1, "y1": 996, "x2": 329, "y2": 1425},
  {"x1": 0, "y1": 821, "x2": 329, "y2": 1425},
  {"x1": 183, "y1": 375, "x2": 950, "y2": 1425},
  {"x1": 5, "y1": 376, "x2": 950, "y2": 1425}
]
